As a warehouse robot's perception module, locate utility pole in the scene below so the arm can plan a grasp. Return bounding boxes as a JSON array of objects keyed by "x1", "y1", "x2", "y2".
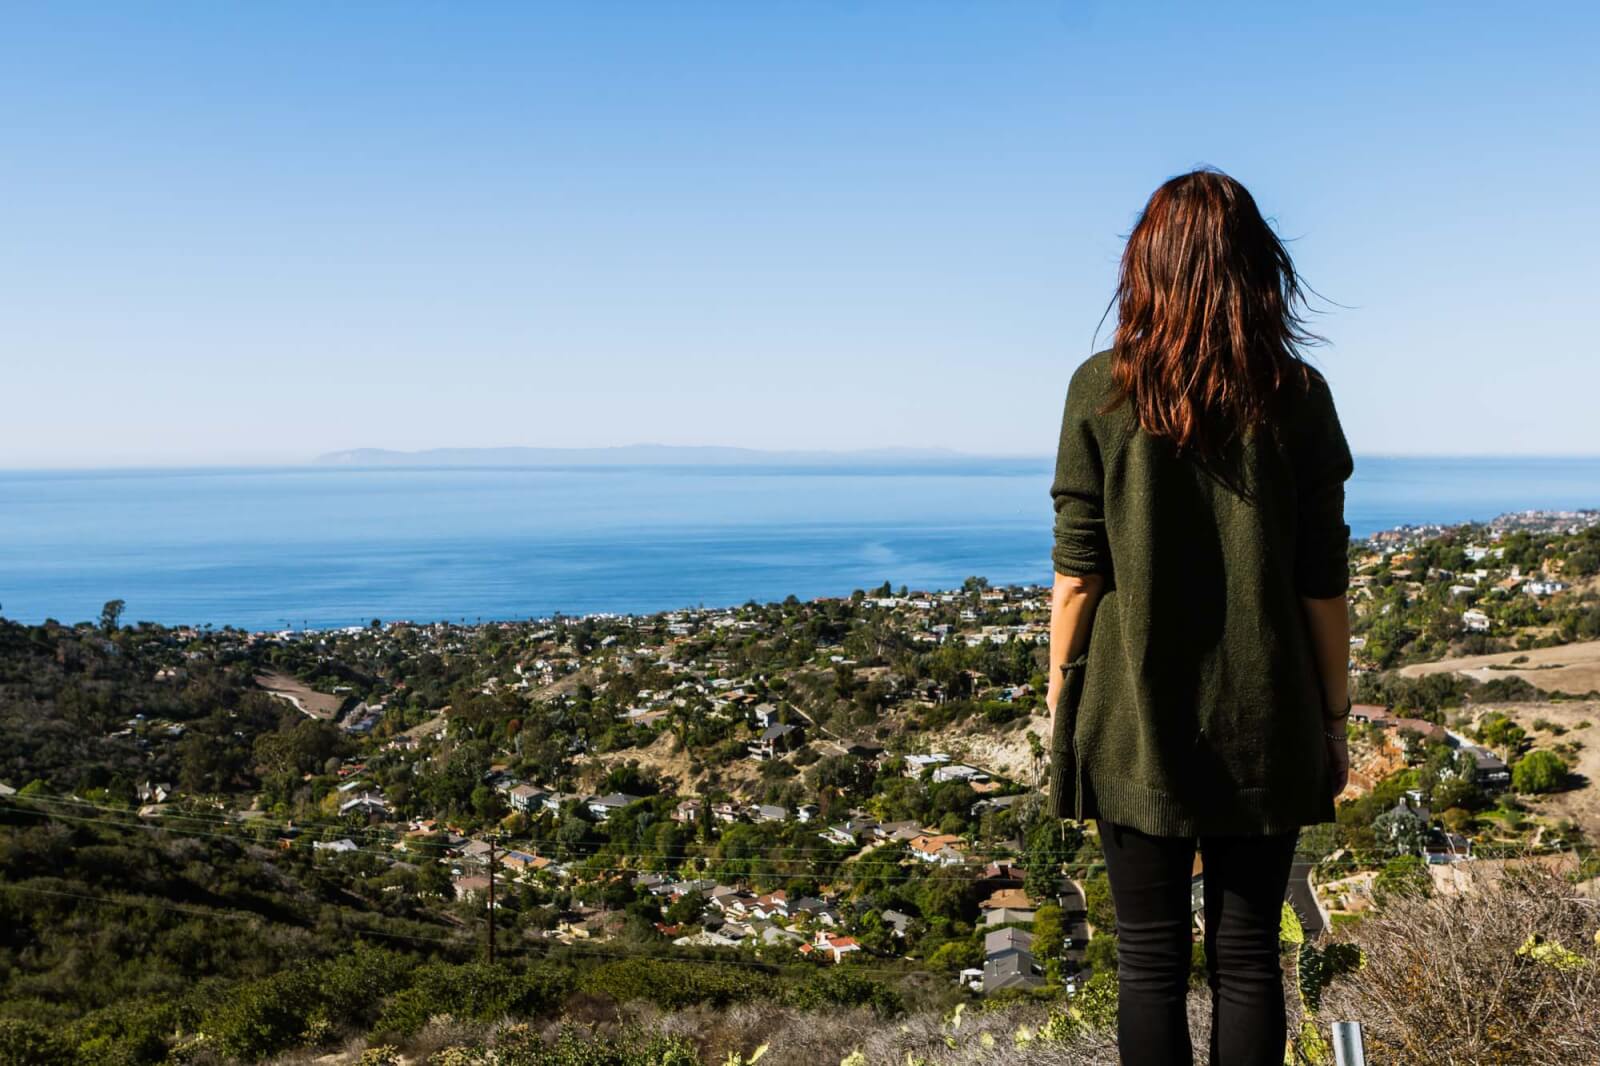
[{"x1": 486, "y1": 832, "x2": 497, "y2": 965}]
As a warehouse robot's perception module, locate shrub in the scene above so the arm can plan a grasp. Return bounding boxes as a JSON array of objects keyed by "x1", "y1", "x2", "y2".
[
  {"x1": 371, "y1": 961, "x2": 575, "y2": 1037},
  {"x1": 67, "y1": 997, "x2": 182, "y2": 1066},
  {"x1": 1068, "y1": 970, "x2": 1118, "y2": 1031},
  {"x1": 202, "y1": 970, "x2": 319, "y2": 1060},
  {"x1": 1372, "y1": 855, "x2": 1432, "y2": 905},
  {"x1": 495, "y1": 1024, "x2": 701, "y2": 1066},
  {"x1": 1320, "y1": 863, "x2": 1600, "y2": 1064},
  {"x1": 372, "y1": 986, "x2": 436, "y2": 1038},
  {"x1": 0, "y1": 1019, "x2": 72, "y2": 1066},
  {"x1": 1512, "y1": 750, "x2": 1567, "y2": 793},
  {"x1": 783, "y1": 968, "x2": 903, "y2": 1017},
  {"x1": 578, "y1": 957, "x2": 771, "y2": 1010},
  {"x1": 514, "y1": 963, "x2": 578, "y2": 1017},
  {"x1": 314, "y1": 945, "x2": 417, "y2": 1026}
]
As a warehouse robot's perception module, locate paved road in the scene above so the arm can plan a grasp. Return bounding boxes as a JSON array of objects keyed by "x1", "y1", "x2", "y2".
[{"x1": 1286, "y1": 860, "x2": 1327, "y2": 938}]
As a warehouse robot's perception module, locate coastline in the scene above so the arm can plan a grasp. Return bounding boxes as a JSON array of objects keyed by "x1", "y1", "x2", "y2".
[
  {"x1": 6, "y1": 507, "x2": 1593, "y2": 637},
  {"x1": 2, "y1": 454, "x2": 1596, "y2": 630}
]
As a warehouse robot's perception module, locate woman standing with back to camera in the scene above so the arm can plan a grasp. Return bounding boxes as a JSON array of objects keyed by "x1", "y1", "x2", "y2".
[{"x1": 1045, "y1": 169, "x2": 1354, "y2": 1065}]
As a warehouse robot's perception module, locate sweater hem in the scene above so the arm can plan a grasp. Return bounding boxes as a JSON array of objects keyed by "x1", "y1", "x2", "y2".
[{"x1": 1087, "y1": 772, "x2": 1329, "y2": 837}]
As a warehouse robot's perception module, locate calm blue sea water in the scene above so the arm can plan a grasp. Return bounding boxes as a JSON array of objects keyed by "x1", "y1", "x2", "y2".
[{"x1": 1, "y1": 457, "x2": 1596, "y2": 629}]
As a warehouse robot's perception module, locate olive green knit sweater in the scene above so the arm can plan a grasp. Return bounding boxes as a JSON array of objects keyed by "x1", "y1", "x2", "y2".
[{"x1": 1049, "y1": 349, "x2": 1353, "y2": 836}]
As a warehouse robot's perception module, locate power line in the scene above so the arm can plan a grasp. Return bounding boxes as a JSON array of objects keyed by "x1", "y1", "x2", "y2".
[
  {"x1": 12, "y1": 791, "x2": 1033, "y2": 864},
  {"x1": 2, "y1": 797, "x2": 1033, "y2": 887},
  {"x1": 2, "y1": 794, "x2": 1041, "y2": 879},
  {"x1": 0, "y1": 873, "x2": 934, "y2": 977},
  {"x1": 1, "y1": 883, "x2": 466, "y2": 948},
  {"x1": 18, "y1": 792, "x2": 1573, "y2": 895}
]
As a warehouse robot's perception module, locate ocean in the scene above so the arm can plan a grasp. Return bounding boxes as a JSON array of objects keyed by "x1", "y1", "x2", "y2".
[{"x1": 2, "y1": 457, "x2": 1596, "y2": 630}]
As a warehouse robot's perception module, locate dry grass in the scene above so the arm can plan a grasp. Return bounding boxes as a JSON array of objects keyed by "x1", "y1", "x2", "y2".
[
  {"x1": 286, "y1": 865, "x2": 1600, "y2": 1065},
  {"x1": 1319, "y1": 863, "x2": 1600, "y2": 1065},
  {"x1": 1482, "y1": 701, "x2": 1600, "y2": 838},
  {"x1": 576, "y1": 999, "x2": 1125, "y2": 1066},
  {"x1": 1397, "y1": 639, "x2": 1600, "y2": 696},
  {"x1": 254, "y1": 670, "x2": 346, "y2": 719}
]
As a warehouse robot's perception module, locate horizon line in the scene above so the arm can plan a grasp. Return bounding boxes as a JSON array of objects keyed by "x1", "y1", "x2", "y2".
[{"x1": 5, "y1": 448, "x2": 1600, "y2": 474}]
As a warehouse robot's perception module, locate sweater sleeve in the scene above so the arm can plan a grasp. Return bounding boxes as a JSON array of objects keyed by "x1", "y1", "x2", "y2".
[
  {"x1": 1294, "y1": 375, "x2": 1355, "y2": 598},
  {"x1": 1050, "y1": 373, "x2": 1111, "y2": 577}
]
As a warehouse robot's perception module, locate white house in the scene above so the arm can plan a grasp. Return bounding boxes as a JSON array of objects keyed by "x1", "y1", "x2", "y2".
[
  {"x1": 507, "y1": 784, "x2": 546, "y2": 813},
  {"x1": 313, "y1": 838, "x2": 358, "y2": 854},
  {"x1": 339, "y1": 791, "x2": 390, "y2": 819},
  {"x1": 931, "y1": 763, "x2": 988, "y2": 785},
  {"x1": 587, "y1": 793, "x2": 643, "y2": 820},
  {"x1": 903, "y1": 753, "x2": 951, "y2": 777}
]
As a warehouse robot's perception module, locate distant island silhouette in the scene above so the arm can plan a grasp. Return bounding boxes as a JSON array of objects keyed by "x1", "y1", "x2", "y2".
[{"x1": 315, "y1": 444, "x2": 1034, "y2": 467}]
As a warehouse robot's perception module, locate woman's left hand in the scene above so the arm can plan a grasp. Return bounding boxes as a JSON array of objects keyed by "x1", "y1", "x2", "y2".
[{"x1": 1326, "y1": 727, "x2": 1350, "y2": 798}]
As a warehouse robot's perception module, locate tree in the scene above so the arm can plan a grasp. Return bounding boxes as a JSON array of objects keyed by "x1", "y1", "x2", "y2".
[
  {"x1": 926, "y1": 939, "x2": 981, "y2": 974},
  {"x1": 1431, "y1": 774, "x2": 1481, "y2": 813},
  {"x1": 1082, "y1": 873, "x2": 1116, "y2": 934},
  {"x1": 1371, "y1": 802, "x2": 1428, "y2": 858},
  {"x1": 664, "y1": 890, "x2": 705, "y2": 927},
  {"x1": 1476, "y1": 713, "x2": 1527, "y2": 758},
  {"x1": 100, "y1": 599, "x2": 125, "y2": 633},
  {"x1": 1083, "y1": 930, "x2": 1118, "y2": 974},
  {"x1": 415, "y1": 856, "x2": 453, "y2": 898},
  {"x1": 1512, "y1": 750, "x2": 1567, "y2": 794},
  {"x1": 1033, "y1": 903, "x2": 1066, "y2": 983},
  {"x1": 1373, "y1": 854, "x2": 1432, "y2": 904},
  {"x1": 1024, "y1": 818, "x2": 1082, "y2": 902}
]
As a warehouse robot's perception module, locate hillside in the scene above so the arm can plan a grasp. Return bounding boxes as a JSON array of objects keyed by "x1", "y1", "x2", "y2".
[
  {"x1": 1398, "y1": 638, "x2": 1600, "y2": 696},
  {"x1": 3, "y1": 511, "x2": 1600, "y2": 1064}
]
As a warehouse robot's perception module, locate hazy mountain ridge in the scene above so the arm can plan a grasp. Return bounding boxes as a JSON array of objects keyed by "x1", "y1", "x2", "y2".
[{"x1": 316, "y1": 444, "x2": 1022, "y2": 467}]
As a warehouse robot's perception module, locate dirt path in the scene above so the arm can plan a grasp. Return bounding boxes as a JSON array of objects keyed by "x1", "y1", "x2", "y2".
[
  {"x1": 1398, "y1": 639, "x2": 1600, "y2": 696},
  {"x1": 254, "y1": 671, "x2": 346, "y2": 719}
]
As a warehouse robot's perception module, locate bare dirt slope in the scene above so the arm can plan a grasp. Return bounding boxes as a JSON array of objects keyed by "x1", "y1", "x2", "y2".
[
  {"x1": 1474, "y1": 699, "x2": 1600, "y2": 839},
  {"x1": 1398, "y1": 639, "x2": 1600, "y2": 696},
  {"x1": 578, "y1": 728, "x2": 765, "y2": 797},
  {"x1": 254, "y1": 671, "x2": 346, "y2": 719},
  {"x1": 923, "y1": 712, "x2": 1051, "y2": 789}
]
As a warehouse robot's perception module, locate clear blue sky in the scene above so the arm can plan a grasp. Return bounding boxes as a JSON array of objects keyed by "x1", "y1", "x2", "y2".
[{"x1": 4, "y1": 2, "x2": 1597, "y2": 467}]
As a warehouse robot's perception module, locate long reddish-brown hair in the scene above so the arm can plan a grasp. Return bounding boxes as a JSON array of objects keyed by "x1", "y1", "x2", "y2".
[{"x1": 1108, "y1": 168, "x2": 1317, "y2": 456}]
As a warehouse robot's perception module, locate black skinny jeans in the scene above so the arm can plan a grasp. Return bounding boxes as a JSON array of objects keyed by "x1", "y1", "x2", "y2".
[{"x1": 1098, "y1": 821, "x2": 1299, "y2": 1066}]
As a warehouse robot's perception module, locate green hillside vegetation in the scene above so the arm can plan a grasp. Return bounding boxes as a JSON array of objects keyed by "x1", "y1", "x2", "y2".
[{"x1": 2, "y1": 514, "x2": 1599, "y2": 1063}]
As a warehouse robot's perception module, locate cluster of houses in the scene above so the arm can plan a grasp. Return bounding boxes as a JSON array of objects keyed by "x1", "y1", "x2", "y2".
[
  {"x1": 1350, "y1": 518, "x2": 1590, "y2": 650},
  {"x1": 627, "y1": 876, "x2": 855, "y2": 956},
  {"x1": 817, "y1": 815, "x2": 979, "y2": 867},
  {"x1": 90, "y1": 587, "x2": 1138, "y2": 998},
  {"x1": 1346, "y1": 704, "x2": 1511, "y2": 798},
  {"x1": 958, "y1": 864, "x2": 1091, "y2": 994}
]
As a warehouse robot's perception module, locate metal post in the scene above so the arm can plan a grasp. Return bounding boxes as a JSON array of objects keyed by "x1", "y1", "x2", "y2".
[{"x1": 1331, "y1": 1021, "x2": 1367, "y2": 1066}]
